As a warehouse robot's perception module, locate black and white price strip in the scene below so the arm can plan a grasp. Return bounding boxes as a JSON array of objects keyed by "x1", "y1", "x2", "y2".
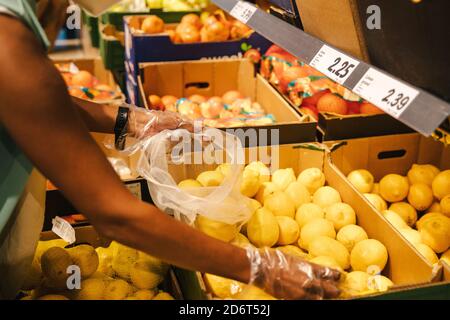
[
  {"x1": 353, "y1": 68, "x2": 420, "y2": 118},
  {"x1": 310, "y1": 45, "x2": 360, "y2": 84},
  {"x1": 230, "y1": 1, "x2": 257, "y2": 24}
]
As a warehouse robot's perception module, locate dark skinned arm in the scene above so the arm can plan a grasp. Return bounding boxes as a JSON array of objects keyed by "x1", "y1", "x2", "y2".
[
  {"x1": 0, "y1": 15, "x2": 341, "y2": 300},
  {"x1": 0, "y1": 14, "x2": 250, "y2": 284}
]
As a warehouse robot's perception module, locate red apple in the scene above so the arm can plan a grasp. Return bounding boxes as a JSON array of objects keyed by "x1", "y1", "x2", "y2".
[
  {"x1": 244, "y1": 48, "x2": 261, "y2": 64},
  {"x1": 347, "y1": 101, "x2": 361, "y2": 115},
  {"x1": 317, "y1": 93, "x2": 348, "y2": 115},
  {"x1": 279, "y1": 66, "x2": 309, "y2": 93},
  {"x1": 360, "y1": 102, "x2": 384, "y2": 115},
  {"x1": 300, "y1": 105, "x2": 319, "y2": 120},
  {"x1": 302, "y1": 89, "x2": 330, "y2": 106}
]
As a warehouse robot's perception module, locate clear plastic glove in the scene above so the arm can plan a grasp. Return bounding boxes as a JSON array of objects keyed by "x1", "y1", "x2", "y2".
[
  {"x1": 126, "y1": 104, "x2": 196, "y2": 140},
  {"x1": 246, "y1": 247, "x2": 341, "y2": 300}
]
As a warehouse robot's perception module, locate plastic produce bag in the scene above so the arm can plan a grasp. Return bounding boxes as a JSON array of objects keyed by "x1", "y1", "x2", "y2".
[{"x1": 136, "y1": 128, "x2": 252, "y2": 226}]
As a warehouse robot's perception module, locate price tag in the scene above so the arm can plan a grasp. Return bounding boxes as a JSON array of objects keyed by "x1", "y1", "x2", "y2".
[
  {"x1": 52, "y1": 216, "x2": 76, "y2": 244},
  {"x1": 126, "y1": 182, "x2": 142, "y2": 200},
  {"x1": 353, "y1": 68, "x2": 419, "y2": 118},
  {"x1": 310, "y1": 45, "x2": 360, "y2": 84},
  {"x1": 230, "y1": 1, "x2": 257, "y2": 24}
]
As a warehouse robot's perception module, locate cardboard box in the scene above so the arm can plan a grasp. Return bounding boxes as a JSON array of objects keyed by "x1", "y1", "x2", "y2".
[
  {"x1": 45, "y1": 58, "x2": 150, "y2": 229},
  {"x1": 173, "y1": 143, "x2": 439, "y2": 300},
  {"x1": 39, "y1": 225, "x2": 183, "y2": 300},
  {"x1": 138, "y1": 59, "x2": 317, "y2": 146},
  {"x1": 124, "y1": 14, "x2": 273, "y2": 103}
]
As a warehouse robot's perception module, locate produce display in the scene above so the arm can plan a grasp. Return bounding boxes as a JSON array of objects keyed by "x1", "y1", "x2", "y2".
[
  {"x1": 346, "y1": 166, "x2": 450, "y2": 265},
  {"x1": 55, "y1": 63, "x2": 122, "y2": 103},
  {"x1": 108, "y1": 0, "x2": 210, "y2": 12},
  {"x1": 129, "y1": 12, "x2": 259, "y2": 45},
  {"x1": 147, "y1": 91, "x2": 276, "y2": 127},
  {"x1": 260, "y1": 45, "x2": 385, "y2": 119},
  {"x1": 20, "y1": 239, "x2": 175, "y2": 300},
  {"x1": 177, "y1": 162, "x2": 395, "y2": 299}
]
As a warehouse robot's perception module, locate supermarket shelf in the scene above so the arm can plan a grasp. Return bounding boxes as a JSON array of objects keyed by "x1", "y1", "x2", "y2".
[{"x1": 213, "y1": 0, "x2": 450, "y2": 137}]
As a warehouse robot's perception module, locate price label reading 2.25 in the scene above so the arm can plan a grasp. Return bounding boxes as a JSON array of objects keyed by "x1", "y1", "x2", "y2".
[
  {"x1": 353, "y1": 68, "x2": 419, "y2": 118},
  {"x1": 310, "y1": 45, "x2": 360, "y2": 84}
]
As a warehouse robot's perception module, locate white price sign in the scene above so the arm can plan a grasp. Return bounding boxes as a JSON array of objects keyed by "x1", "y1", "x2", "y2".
[
  {"x1": 230, "y1": 1, "x2": 257, "y2": 24},
  {"x1": 310, "y1": 45, "x2": 360, "y2": 84},
  {"x1": 353, "y1": 68, "x2": 419, "y2": 118}
]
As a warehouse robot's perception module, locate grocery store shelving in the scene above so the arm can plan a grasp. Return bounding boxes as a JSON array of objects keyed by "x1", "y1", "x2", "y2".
[{"x1": 213, "y1": 0, "x2": 450, "y2": 137}]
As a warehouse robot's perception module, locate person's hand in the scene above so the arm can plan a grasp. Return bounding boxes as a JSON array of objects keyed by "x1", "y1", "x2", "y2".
[
  {"x1": 246, "y1": 247, "x2": 341, "y2": 300},
  {"x1": 127, "y1": 106, "x2": 196, "y2": 139}
]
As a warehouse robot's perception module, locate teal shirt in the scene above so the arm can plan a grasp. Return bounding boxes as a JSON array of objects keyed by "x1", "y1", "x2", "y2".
[{"x1": 0, "y1": 0, "x2": 49, "y2": 234}]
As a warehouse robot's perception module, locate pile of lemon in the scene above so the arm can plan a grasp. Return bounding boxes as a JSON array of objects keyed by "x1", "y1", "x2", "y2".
[
  {"x1": 347, "y1": 165, "x2": 450, "y2": 266},
  {"x1": 179, "y1": 162, "x2": 395, "y2": 299}
]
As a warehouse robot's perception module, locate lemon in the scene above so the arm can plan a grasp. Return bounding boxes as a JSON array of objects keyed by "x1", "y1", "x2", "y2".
[
  {"x1": 153, "y1": 291, "x2": 175, "y2": 300},
  {"x1": 67, "y1": 245, "x2": 99, "y2": 279},
  {"x1": 276, "y1": 216, "x2": 300, "y2": 245},
  {"x1": 309, "y1": 236, "x2": 350, "y2": 270},
  {"x1": 431, "y1": 170, "x2": 450, "y2": 200},
  {"x1": 416, "y1": 212, "x2": 446, "y2": 230},
  {"x1": 407, "y1": 183, "x2": 434, "y2": 211},
  {"x1": 299, "y1": 219, "x2": 336, "y2": 250},
  {"x1": 40, "y1": 247, "x2": 73, "y2": 289},
  {"x1": 234, "y1": 285, "x2": 276, "y2": 300},
  {"x1": 313, "y1": 186, "x2": 342, "y2": 208},
  {"x1": 295, "y1": 203, "x2": 324, "y2": 229},
  {"x1": 388, "y1": 202, "x2": 417, "y2": 227},
  {"x1": 379, "y1": 174, "x2": 409, "y2": 202},
  {"x1": 310, "y1": 256, "x2": 343, "y2": 272},
  {"x1": 178, "y1": 179, "x2": 202, "y2": 189},
  {"x1": 324, "y1": 203, "x2": 356, "y2": 231},
  {"x1": 440, "y1": 195, "x2": 450, "y2": 217},
  {"x1": 428, "y1": 202, "x2": 441, "y2": 213},
  {"x1": 276, "y1": 245, "x2": 308, "y2": 259},
  {"x1": 440, "y1": 249, "x2": 450, "y2": 266},
  {"x1": 418, "y1": 215, "x2": 450, "y2": 253},
  {"x1": 284, "y1": 181, "x2": 311, "y2": 209},
  {"x1": 216, "y1": 163, "x2": 232, "y2": 177},
  {"x1": 339, "y1": 271, "x2": 371, "y2": 297},
  {"x1": 407, "y1": 164, "x2": 439, "y2": 186},
  {"x1": 103, "y1": 279, "x2": 132, "y2": 300},
  {"x1": 204, "y1": 273, "x2": 244, "y2": 299},
  {"x1": 111, "y1": 243, "x2": 139, "y2": 280},
  {"x1": 255, "y1": 182, "x2": 279, "y2": 204},
  {"x1": 364, "y1": 193, "x2": 388, "y2": 212},
  {"x1": 415, "y1": 243, "x2": 439, "y2": 264},
  {"x1": 247, "y1": 198, "x2": 262, "y2": 213},
  {"x1": 263, "y1": 191, "x2": 296, "y2": 218},
  {"x1": 130, "y1": 260, "x2": 165, "y2": 290},
  {"x1": 195, "y1": 216, "x2": 238, "y2": 243},
  {"x1": 367, "y1": 275, "x2": 394, "y2": 292},
  {"x1": 297, "y1": 168, "x2": 326, "y2": 194},
  {"x1": 247, "y1": 208, "x2": 279, "y2": 247},
  {"x1": 76, "y1": 278, "x2": 107, "y2": 300},
  {"x1": 382, "y1": 210, "x2": 408, "y2": 230},
  {"x1": 271, "y1": 168, "x2": 296, "y2": 190},
  {"x1": 231, "y1": 233, "x2": 252, "y2": 248},
  {"x1": 245, "y1": 161, "x2": 271, "y2": 184},
  {"x1": 132, "y1": 289, "x2": 157, "y2": 300},
  {"x1": 372, "y1": 183, "x2": 380, "y2": 195},
  {"x1": 399, "y1": 228, "x2": 422, "y2": 245},
  {"x1": 240, "y1": 168, "x2": 261, "y2": 197},
  {"x1": 336, "y1": 224, "x2": 368, "y2": 252},
  {"x1": 347, "y1": 169, "x2": 374, "y2": 194},
  {"x1": 350, "y1": 239, "x2": 388, "y2": 272},
  {"x1": 197, "y1": 170, "x2": 224, "y2": 187}
]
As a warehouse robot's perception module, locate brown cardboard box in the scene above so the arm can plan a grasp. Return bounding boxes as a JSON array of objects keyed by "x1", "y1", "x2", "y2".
[
  {"x1": 138, "y1": 59, "x2": 317, "y2": 146},
  {"x1": 39, "y1": 225, "x2": 183, "y2": 300},
  {"x1": 329, "y1": 133, "x2": 450, "y2": 277},
  {"x1": 296, "y1": 0, "x2": 369, "y2": 61},
  {"x1": 173, "y1": 143, "x2": 438, "y2": 300}
]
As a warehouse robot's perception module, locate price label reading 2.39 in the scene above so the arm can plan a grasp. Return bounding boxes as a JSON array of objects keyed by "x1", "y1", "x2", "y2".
[
  {"x1": 353, "y1": 68, "x2": 420, "y2": 118},
  {"x1": 310, "y1": 45, "x2": 360, "y2": 84}
]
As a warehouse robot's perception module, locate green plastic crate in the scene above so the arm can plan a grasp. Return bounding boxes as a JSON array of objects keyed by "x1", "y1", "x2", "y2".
[
  {"x1": 82, "y1": 12, "x2": 99, "y2": 48},
  {"x1": 99, "y1": 32, "x2": 125, "y2": 71}
]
